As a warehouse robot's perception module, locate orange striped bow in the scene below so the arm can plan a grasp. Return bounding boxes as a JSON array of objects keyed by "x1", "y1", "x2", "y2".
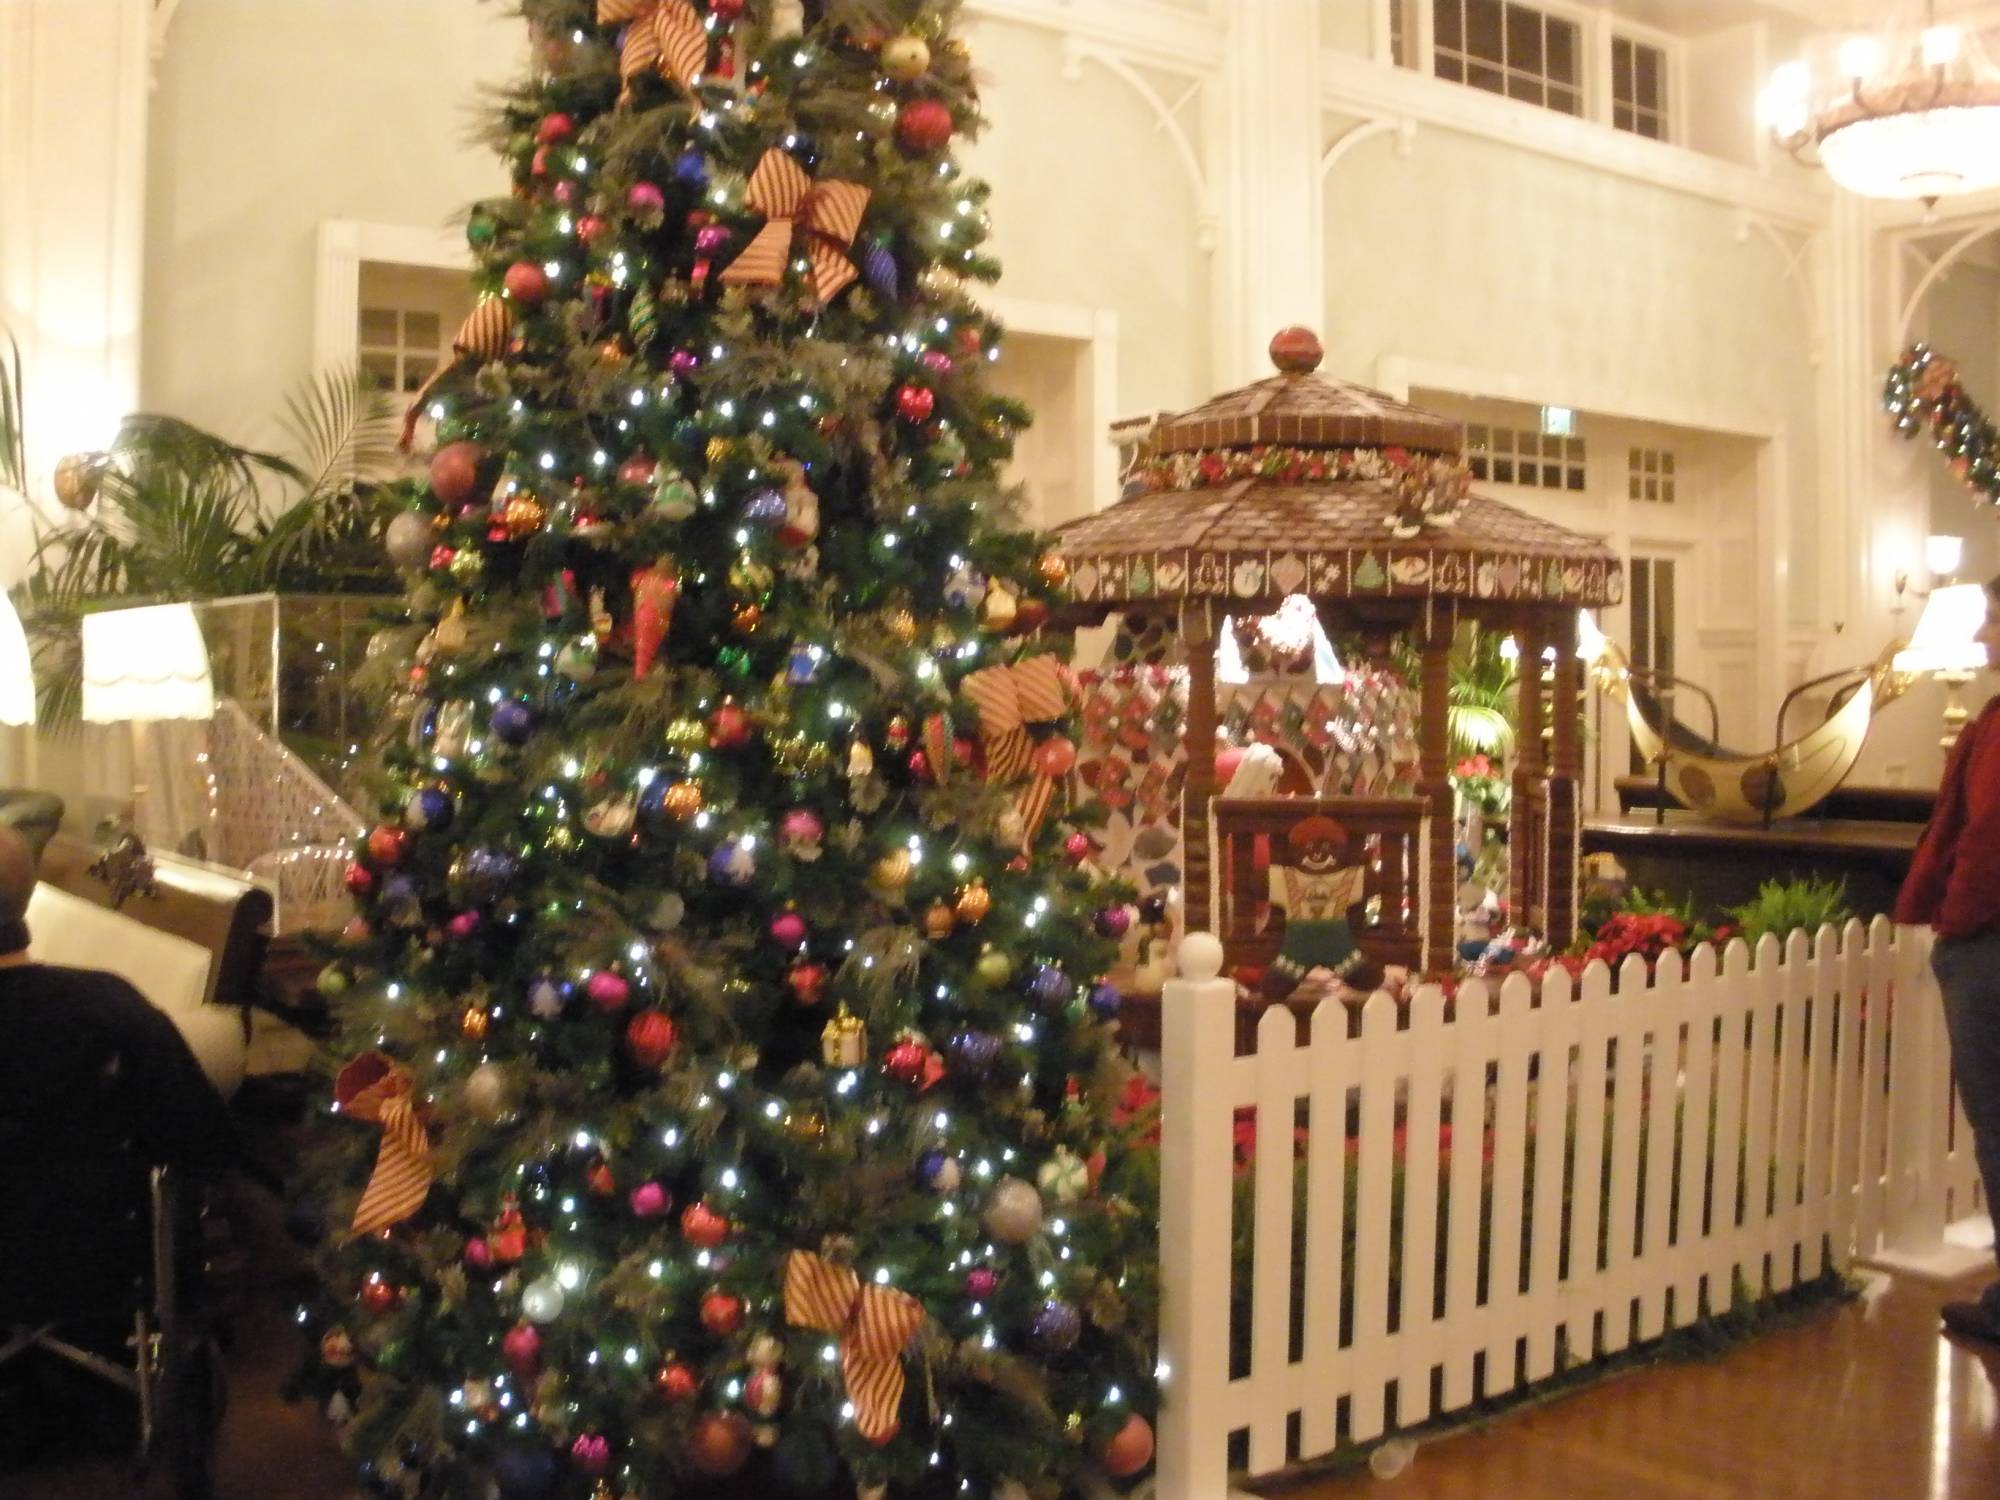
[
  {"x1": 599, "y1": 0, "x2": 709, "y2": 103},
  {"x1": 400, "y1": 295, "x2": 515, "y2": 450},
  {"x1": 336, "y1": 1052, "x2": 433, "y2": 1238},
  {"x1": 960, "y1": 656, "x2": 1073, "y2": 845},
  {"x1": 783, "y1": 1250, "x2": 925, "y2": 1444},
  {"x1": 719, "y1": 150, "x2": 872, "y2": 306}
]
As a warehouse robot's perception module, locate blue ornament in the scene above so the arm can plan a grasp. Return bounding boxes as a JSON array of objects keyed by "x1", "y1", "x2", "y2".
[
  {"x1": 1027, "y1": 963, "x2": 1071, "y2": 1007},
  {"x1": 449, "y1": 846, "x2": 517, "y2": 905},
  {"x1": 1087, "y1": 980, "x2": 1121, "y2": 1020},
  {"x1": 709, "y1": 837, "x2": 757, "y2": 888},
  {"x1": 637, "y1": 776, "x2": 673, "y2": 830},
  {"x1": 947, "y1": 1029, "x2": 1003, "y2": 1077},
  {"x1": 490, "y1": 1438, "x2": 560, "y2": 1500},
  {"x1": 673, "y1": 146, "x2": 710, "y2": 190},
  {"x1": 404, "y1": 786, "x2": 454, "y2": 831},
  {"x1": 743, "y1": 488, "x2": 789, "y2": 528},
  {"x1": 1029, "y1": 1298, "x2": 1082, "y2": 1354},
  {"x1": 785, "y1": 644, "x2": 821, "y2": 686},
  {"x1": 861, "y1": 242, "x2": 900, "y2": 300},
  {"x1": 915, "y1": 1149, "x2": 962, "y2": 1192},
  {"x1": 490, "y1": 699, "x2": 535, "y2": 745}
]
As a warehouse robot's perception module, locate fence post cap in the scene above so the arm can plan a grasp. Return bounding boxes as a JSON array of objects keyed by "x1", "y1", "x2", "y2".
[{"x1": 1177, "y1": 932, "x2": 1224, "y2": 981}]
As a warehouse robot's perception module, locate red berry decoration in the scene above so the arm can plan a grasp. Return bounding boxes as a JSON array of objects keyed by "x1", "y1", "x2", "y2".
[
  {"x1": 687, "y1": 1411, "x2": 752, "y2": 1477},
  {"x1": 654, "y1": 1360, "x2": 699, "y2": 1402},
  {"x1": 428, "y1": 441, "x2": 486, "y2": 506},
  {"x1": 708, "y1": 701, "x2": 753, "y2": 751},
  {"x1": 366, "y1": 825, "x2": 409, "y2": 867},
  {"x1": 681, "y1": 1200, "x2": 730, "y2": 1248},
  {"x1": 504, "y1": 260, "x2": 550, "y2": 304},
  {"x1": 625, "y1": 1009, "x2": 678, "y2": 1069},
  {"x1": 895, "y1": 384, "x2": 935, "y2": 424},
  {"x1": 883, "y1": 1033, "x2": 932, "y2": 1086},
  {"x1": 699, "y1": 1289, "x2": 746, "y2": 1336},
  {"x1": 585, "y1": 970, "x2": 631, "y2": 1013},
  {"x1": 896, "y1": 97, "x2": 955, "y2": 153}
]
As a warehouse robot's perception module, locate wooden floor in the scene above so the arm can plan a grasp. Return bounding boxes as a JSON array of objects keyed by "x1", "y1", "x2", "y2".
[
  {"x1": 8, "y1": 1268, "x2": 1999, "y2": 1497},
  {"x1": 1265, "y1": 1271, "x2": 2000, "y2": 1500}
]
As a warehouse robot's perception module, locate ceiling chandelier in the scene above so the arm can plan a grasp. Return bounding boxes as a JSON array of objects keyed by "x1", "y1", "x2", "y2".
[{"x1": 1762, "y1": 4, "x2": 2000, "y2": 205}]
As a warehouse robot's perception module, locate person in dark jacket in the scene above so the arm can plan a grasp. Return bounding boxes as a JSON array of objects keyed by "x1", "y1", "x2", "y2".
[
  {"x1": 0, "y1": 824, "x2": 236, "y2": 1324},
  {"x1": 1894, "y1": 574, "x2": 2000, "y2": 1343}
]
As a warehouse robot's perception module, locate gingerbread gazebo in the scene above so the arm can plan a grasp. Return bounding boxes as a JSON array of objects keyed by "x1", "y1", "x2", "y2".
[{"x1": 1050, "y1": 329, "x2": 1624, "y2": 976}]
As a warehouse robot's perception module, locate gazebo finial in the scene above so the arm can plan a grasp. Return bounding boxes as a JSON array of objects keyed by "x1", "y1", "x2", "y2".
[{"x1": 1269, "y1": 326, "x2": 1324, "y2": 376}]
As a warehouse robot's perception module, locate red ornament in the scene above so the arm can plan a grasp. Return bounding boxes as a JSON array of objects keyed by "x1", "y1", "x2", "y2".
[
  {"x1": 504, "y1": 260, "x2": 550, "y2": 305},
  {"x1": 1099, "y1": 1413, "x2": 1156, "y2": 1478},
  {"x1": 1032, "y1": 735, "x2": 1078, "y2": 778},
  {"x1": 955, "y1": 325, "x2": 983, "y2": 356},
  {"x1": 655, "y1": 1360, "x2": 699, "y2": 1402},
  {"x1": 502, "y1": 1322, "x2": 542, "y2": 1375},
  {"x1": 530, "y1": 144, "x2": 552, "y2": 179},
  {"x1": 339, "y1": 917, "x2": 373, "y2": 947},
  {"x1": 883, "y1": 1034, "x2": 932, "y2": 1085},
  {"x1": 537, "y1": 112, "x2": 575, "y2": 144},
  {"x1": 787, "y1": 961, "x2": 829, "y2": 1005},
  {"x1": 1065, "y1": 831, "x2": 1093, "y2": 863},
  {"x1": 953, "y1": 736, "x2": 979, "y2": 770},
  {"x1": 429, "y1": 441, "x2": 486, "y2": 505},
  {"x1": 360, "y1": 1276, "x2": 399, "y2": 1315},
  {"x1": 626, "y1": 1008, "x2": 678, "y2": 1069},
  {"x1": 708, "y1": 701, "x2": 753, "y2": 751},
  {"x1": 576, "y1": 213, "x2": 610, "y2": 247},
  {"x1": 699, "y1": 1289, "x2": 746, "y2": 1336},
  {"x1": 586, "y1": 1162, "x2": 616, "y2": 1196},
  {"x1": 681, "y1": 1201, "x2": 730, "y2": 1248},
  {"x1": 895, "y1": 384, "x2": 935, "y2": 424},
  {"x1": 366, "y1": 825, "x2": 409, "y2": 867},
  {"x1": 1268, "y1": 325, "x2": 1325, "y2": 375},
  {"x1": 896, "y1": 97, "x2": 956, "y2": 153},
  {"x1": 464, "y1": 1237, "x2": 493, "y2": 1270},
  {"x1": 344, "y1": 863, "x2": 375, "y2": 896},
  {"x1": 428, "y1": 544, "x2": 457, "y2": 573},
  {"x1": 627, "y1": 181, "x2": 666, "y2": 215},
  {"x1": 617, "y1": 452, "x2": 659, "y2": 488},
  {"x1": 586, "y1": 970, "x2": 631, "y2": 1013},
  {"x1": 630, "y1": 559, "x2": 681, "y2": 680},
  {"x1": 490, "y1": 1207, "x2": 528, "y2": 1263},
  {"x1": 686, "y1": 1411, "x2": 753, "y2": 1477},
  {"x1": 709, "y1": 0, "x2": 744, "y2": 17}
]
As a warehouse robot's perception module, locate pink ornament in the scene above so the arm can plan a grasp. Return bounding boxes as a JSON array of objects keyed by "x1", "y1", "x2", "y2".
[
  {"x1": 463, "y1": 1237, "x2": 493, "y2": 1270},
  {"x1": 627, "y1": 181, "x2": 665, "y2": 214},
  {"x1": 965, "y1": 1265, "x2": 998, "y2": 1300},
  {"x1": 553, "y1": 180, "x2": 578, "y2": 206},
  {"x1": 778, "y1": 807, "x2": 824, "y2": 850},
  {"x1": 571, "y1": 1434, "x2": 611, "y2": 1476},
  {"x1": 537, "y1": 112, "x2": 575, "y2": 144},
  {"x1": 670, "y1": 348, "x2": 700, "y2": 378},
  {"x1": 629, "y1": 1181, "x2": 670, "y2": 1218},
  {"x1": 920, "y1": 350, "x2": 954, "y2": 375},
  {"x1": 695, "y1": 224, "x2": 732, "y2": 256},
  {"x1": 769, "y1": 911, "x2": 809, "y2": 949},
  {"x1": 1064, "y1": 831, "x2": 1093, "y2": 863},
  {"x1": 502, "y1": 1322, "x2": 542, "y2": 1375},
  {"x1": 448, "y1": 910, "x2": 483, "y2": 940},
  {"x1": 710, "y1": 0, "x2": 744, "y2": 18},
  {"x1": 586, "y1": 970, "x2": 632, "y2": 1013},
  {"x1": 1094, "y1": 905, "x2": 1132, "y2": 939}
]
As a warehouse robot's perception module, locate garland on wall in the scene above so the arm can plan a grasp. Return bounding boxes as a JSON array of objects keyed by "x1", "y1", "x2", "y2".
[{"x1": 1884, "y1": 343, "x2": 2000, "y2": 507}]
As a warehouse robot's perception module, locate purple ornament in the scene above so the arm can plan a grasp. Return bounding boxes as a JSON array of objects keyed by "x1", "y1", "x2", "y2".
[
  {"x1": 1087, "y1": 980, "x2": 1122, "y2": 1020},
  {"x1": 1027, "y1": 963, "x2": 1071, "y2": 1007},
  {"x1": 694, "y1": 224, "x2": 733, "y2": 257},
  {"x1": 743, "y1": 488, "x2": 789, "y2": 527},
  {"x1": 1094, "y1": 905, "x2": 1132, "y2": 940},
  {"x1": 919, "y1": 350, "x2": 953, "y2": 375},
  {"x1": 405, "y1": 786, "x2": 455, "y2": 831},
  {"x1": 379, "y1": 873, "x2": 420, "y2": 908},
  {"x1": 1029, "y1": 1299, "x2": 1081, "y2": 1354},
  {"x1": 553, "y1": 180, "x2": 578, "y2": 206},
  {"x1": 947, "y1": 1029, "x2": 1003, "y2": 1078},
  {"x1": 965, "y1": 1265, "x2": 998, "y2": 1300},
  {"x1": 627, "y1": 181, "x2": 665, "y2": 215},
  {"x1": 490, "y1": 699, "x2": 535, "y2": 745},
  {"x1": 452, "y1": 846, "x2": 517, "y2": 904},
  {"x1": 708, "y1": 838, "x2": 756, "y2": 888},
  {"x1": 669, "y1": 348, "x2": 700, "y2": 378},
  {"x1": 673, "y1": 147, "x2": 710, "y2": 189},
  {"x1": 861, "y1": 243, "x2": 899, "y2": 300},
  {"x1": 769, "y1": 910, "x2": 809, "y2": 949}
]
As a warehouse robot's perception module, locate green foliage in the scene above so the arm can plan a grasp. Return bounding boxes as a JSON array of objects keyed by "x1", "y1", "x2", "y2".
[
  {"x1": 0, "y1": 331, "x2": 25, "y2": 495},
  {"x1": 1728, "y1": 877, "x2": 1852, "y2": 948}
]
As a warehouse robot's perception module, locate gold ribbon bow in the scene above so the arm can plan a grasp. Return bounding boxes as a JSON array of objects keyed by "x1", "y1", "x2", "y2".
[
  {"x1": 335, "y1": 1051, "x2": 433, "y2": 1238},
  {"x1": 783, "y1": 1250, "x2": 925, "y2": 1444},
  {"x1": 719, "y1": 150, "x2": 872, "y2": 306},
  {"x1": 960, "y1": 655, "x2": 1072, "y2": 846},
  {"x1": 400, "y1": 295, "x2": 515, "y2": 450},
  {"x1": 599, "y1": 0, "x2": 709, "y2": 104}
]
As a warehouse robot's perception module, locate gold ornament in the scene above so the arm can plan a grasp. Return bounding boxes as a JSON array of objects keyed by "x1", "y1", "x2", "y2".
[
  {"x1": 821, "y1": 1006, "x2": 866, "y2": 1068},
  {"x1": 707, "y1": 436, "x2": 733, "y2": 467},
  {"x1": 954, "y1": 879, "x2": 992, "y2": 925},
  {"x1": 869, "y1": 847, "x2": 913, "y2": 897},
  {"x1": 461, "y1": 1006, "x2": 491, "y2": 1041},
  {"x1": 1037, "y1": 552, "x2": 1071, "y2": 589},
  {"x1": 922, "y1": 900, "x2": 956, "y2": 940},
  {"x1": 662, "y1": 780, "x2": 704, "y2": 821},
  {"x1": 880, "y1": 35, "x2": 931, "y2": 81},
  {"x1": 980, "y1": 583, "x2": 1019, "y2": 633},
  {"x1": 664, "y1": 717, "x2": 707, "y2": 753},
  {"x1": 731, "y1": 602, "x2": 763, "y2": 635},
  {"x1": 885, "y1": 607, "x2": 918, "y2": 645},
  {"x1": 503, "y1": 496, "x2": 546, "y2": 539},
  {"x1": 448, "y1": 548, "x2": 485, "y2": 583},
  {"x1": 53, "y1": 452, "x2": 103, "y2": 510},
  {"x1": 917, "y1": 265, "x2": 964, "y2": 299},
  {"x1": 772, "y1": 733, "x2": 832, "y2": 775},
  {"x1": 786, "y1": 1106, "x2": 827, "y2": 1142}
]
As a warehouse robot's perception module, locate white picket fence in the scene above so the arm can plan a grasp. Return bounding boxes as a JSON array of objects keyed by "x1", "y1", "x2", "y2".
[{"x1": 1155, "y1": 919, "x2": 1987, "y2": 1498}]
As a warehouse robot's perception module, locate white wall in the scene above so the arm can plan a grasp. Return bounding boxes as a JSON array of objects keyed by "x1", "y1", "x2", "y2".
[{"x1": 142, "y1": 0, "x2": 521, "y2": 442}]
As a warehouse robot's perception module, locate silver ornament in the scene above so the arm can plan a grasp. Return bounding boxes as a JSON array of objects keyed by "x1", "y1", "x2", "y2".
[
  {"x1": 982, "y1": 1176, "x2": 1043, "y2": 1244},
  {"x1": 464, "y1": 1062, "x2": 508, "y2": 1121},
  {"x1": 385, "y1": 511, "x2": 434, "y2": 572},
  {"x1": 521, "y1": 1275, "x2": 565, "y2": 1323}
]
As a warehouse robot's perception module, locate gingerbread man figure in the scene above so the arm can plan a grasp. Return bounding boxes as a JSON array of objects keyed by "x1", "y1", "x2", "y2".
[{"x1": 1260, "y1": 814, "x2": 1385, "y2": 1000}]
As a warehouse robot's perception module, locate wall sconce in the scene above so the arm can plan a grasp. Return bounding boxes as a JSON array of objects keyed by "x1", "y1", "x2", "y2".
[{"x1": 1927, "y1": 533, "x2": 1965, "y2": 585}]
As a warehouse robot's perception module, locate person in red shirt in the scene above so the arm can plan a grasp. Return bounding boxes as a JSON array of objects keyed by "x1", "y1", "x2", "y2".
[{"x1": 1894, "y1": 573, "x2": 2000, "y2": 1343}]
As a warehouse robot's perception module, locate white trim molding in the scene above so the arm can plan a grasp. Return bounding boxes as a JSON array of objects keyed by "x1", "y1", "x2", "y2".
[
  {"x1": 967, "y1": 0, "x2": 1219, "y2": 75},
  {"x1": 1059, "y1": 39, "x2": 1218, "y2": 252}
]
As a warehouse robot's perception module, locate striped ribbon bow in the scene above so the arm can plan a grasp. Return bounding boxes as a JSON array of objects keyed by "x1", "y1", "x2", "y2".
[
  {"x1": 400, "y1": 295, "x2": 514, "y2": 450},
  {"x1": 599, "y1": 0, "x2": 709, "y2": 103},
  {"x1": 783, "y1": 1250, "x2": 925, "y2": 1444},
  {"x1": 719, "y1": 150, "x2": 872, "y2": 306},
  {"x1": 960, "y1": 655, "x2": 1072, "y2": 846},
  {"x1": 336, "y1": 1052, "x2": 433, "y2": 1238}
]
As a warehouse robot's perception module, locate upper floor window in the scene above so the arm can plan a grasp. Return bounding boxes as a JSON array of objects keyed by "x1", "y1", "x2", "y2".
[
  {"x1": 1611, "y1": 34, "x2": 1667, "y2": 140},
  {"x1": 1432, "y1": 0, "x2": 1582, "y2": 116},
  {"x1": 1465, "y1": 422, "x2": 1587, "y2": 492}
]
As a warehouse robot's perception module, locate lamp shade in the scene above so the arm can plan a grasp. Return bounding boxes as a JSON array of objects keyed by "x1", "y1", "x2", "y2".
[
  {"x1": 1893, "y1": 582, "x2": 1990, "y2": 675},
  {"x1": 0, "y1": 589, "x2": 33, "y2": 726},
  {"x1": 81, "y1": 603, "x2": 215, "y2": 723}
]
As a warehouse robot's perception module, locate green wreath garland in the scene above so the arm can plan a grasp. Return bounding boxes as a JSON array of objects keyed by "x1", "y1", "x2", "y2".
[{"x1": 1885, "y1": 343, "x2": 2000, "y2": 507}]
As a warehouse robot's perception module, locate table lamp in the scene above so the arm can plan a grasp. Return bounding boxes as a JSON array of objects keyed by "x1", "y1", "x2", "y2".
[
  {"x1": 1893, "y1": 581, "x2": 1989, "y2": 750},
  {"x1": 81, "y1": 602, "x2": 215, "y2": 723}
]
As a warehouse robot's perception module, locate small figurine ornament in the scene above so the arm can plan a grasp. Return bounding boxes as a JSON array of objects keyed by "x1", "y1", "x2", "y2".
[{"x1": 1260, "y1": 814, "x2": 1384, "y2": 1000}]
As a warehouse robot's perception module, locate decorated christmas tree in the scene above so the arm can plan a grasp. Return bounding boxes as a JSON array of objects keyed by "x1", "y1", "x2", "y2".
[{"x1": 299, "y1": 2, "x2": 1160, "y2": 1496}]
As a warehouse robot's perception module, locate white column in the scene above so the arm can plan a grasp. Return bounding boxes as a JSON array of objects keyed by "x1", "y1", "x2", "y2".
[
  {"x1": 1210, "y1": 0, "x2": 1324, "y2": 387},
  {"x1": 0, "y1": 0, "x2": 152, "y2": 520}
]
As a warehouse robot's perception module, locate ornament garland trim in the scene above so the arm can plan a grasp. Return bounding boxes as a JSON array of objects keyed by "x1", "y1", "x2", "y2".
[
  {"x1": 1884, "y1": 343, "x2": 2000, "y2": 508},
  {"x1": 1132, "y1": 442, "x2": 1474, "y2": 533}
]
